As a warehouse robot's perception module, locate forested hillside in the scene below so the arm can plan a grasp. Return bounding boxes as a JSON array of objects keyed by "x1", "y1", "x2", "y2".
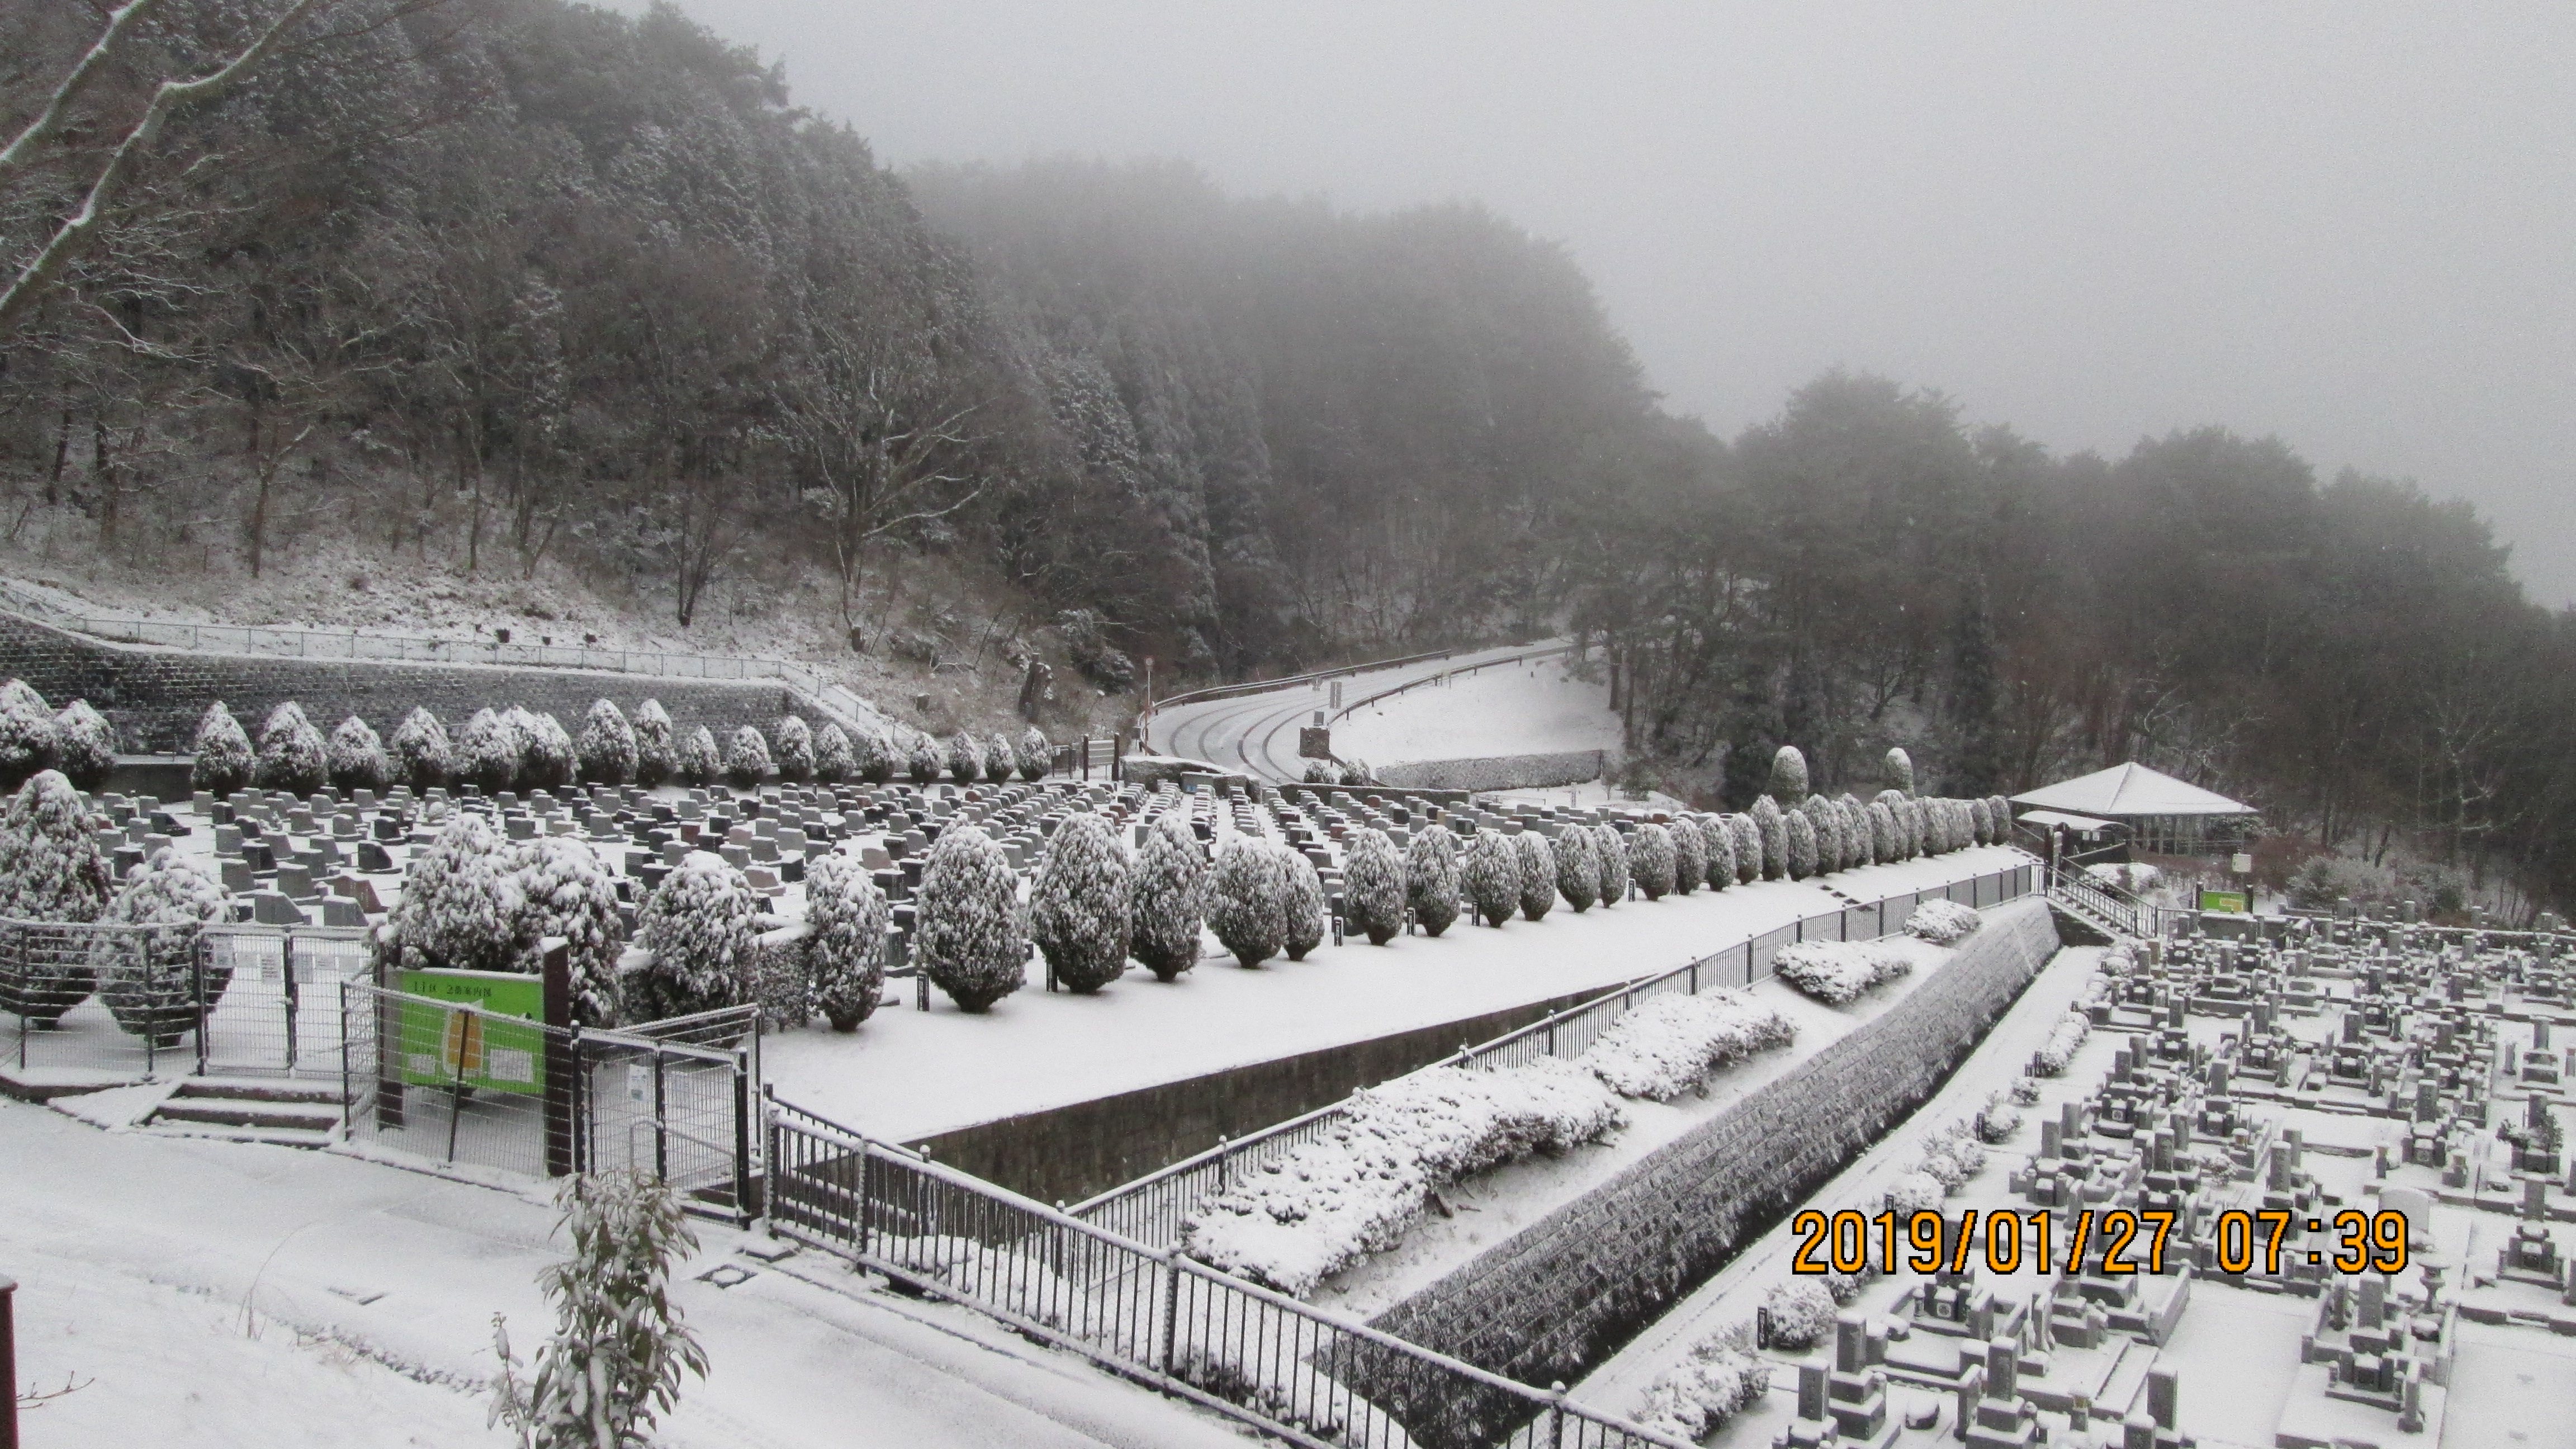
[{"x1": 3, "y1": 0, "x2": 2573, "y2": 912}]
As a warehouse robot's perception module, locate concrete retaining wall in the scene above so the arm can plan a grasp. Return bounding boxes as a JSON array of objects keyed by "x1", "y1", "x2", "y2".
[
  {"x1": 1374, "y1": 749, "x2": 1608, "y2": 793},
  {"x1": 1364, "y1": 898, "x2": 2061, "y2": 1393},
  {"x1": 0, "y1": 612, "x2": 799, "y2": 754}
]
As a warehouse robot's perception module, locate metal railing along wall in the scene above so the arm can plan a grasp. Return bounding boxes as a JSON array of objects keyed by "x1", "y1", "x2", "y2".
[
  {"x1": 1326, "y1": 643, "x2": 1579, "y2": 729},
  {"x1": 764, "y1": 1098, "x2": 1694, "y2": 1449},
  {"x1": 1070, "y1": 863, "x2": 2039, "y2": 1249}
]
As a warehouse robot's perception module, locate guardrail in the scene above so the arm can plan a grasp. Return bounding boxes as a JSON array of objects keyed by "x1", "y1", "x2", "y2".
[
  {"x1": 1069, "y1": 860, "x2": 2039, "y2": 1250},
  {"x1": 1141, "y1": 646, "x2": 1464, "y2": 722},
  {"x1": 1327, "y1": 642, "x2": 1579, "y2": 728}
]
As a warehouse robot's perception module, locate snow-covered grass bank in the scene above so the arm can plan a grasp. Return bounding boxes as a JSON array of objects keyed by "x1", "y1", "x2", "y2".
[
  {"x1": 762, "y1": 844, "x2": 2030, "y2": 1143},
  {"x1": 1329, "y1": 658, "x2": 1617, "y2": 765}
]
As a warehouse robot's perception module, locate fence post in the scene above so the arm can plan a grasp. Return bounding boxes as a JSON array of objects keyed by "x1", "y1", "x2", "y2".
[
  {"x1": 1, "y1": 1274, "x2": 16, "y2": 1449},
  {"x1": 733, "y1": 1049, "x2": 754, "y2": 1223},
  {"x1": 1159, "y1": 1255, "x2": 1182, "y2": 1379},
  {"x1": 193, "y1": 938, "x2": 211, "y2": 1078}
]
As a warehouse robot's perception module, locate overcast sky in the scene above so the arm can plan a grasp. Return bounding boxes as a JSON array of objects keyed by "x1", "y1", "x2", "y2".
[{"x1": 626, "y1": 1, "x2": 2576, "y2": 606}]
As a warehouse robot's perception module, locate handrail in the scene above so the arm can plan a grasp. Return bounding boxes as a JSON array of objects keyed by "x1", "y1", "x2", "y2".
[
  {"x1": 1139, "y1": 646, "x2": 1462, "y2": 721},
  {"x1": 1327, "y1": 641, "x2": 1577, "y2": 728}
]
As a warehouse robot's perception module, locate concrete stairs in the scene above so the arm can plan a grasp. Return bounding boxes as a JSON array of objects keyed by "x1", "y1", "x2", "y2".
[{"x1": 144, "y1": 1077, "x2": 344, "y2": 1148}]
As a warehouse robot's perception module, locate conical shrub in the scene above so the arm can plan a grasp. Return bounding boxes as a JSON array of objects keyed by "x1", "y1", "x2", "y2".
[
  {"x1": 1030, "y1": 812, "x2": 1131, "y2": 993},
  {"x1": 1405, "y1": 824, "x2": 1461, "y2": 937},
  {"x1": 1208, "y1": 835, "x2": 1287, "y2": 967},
  {"x1": 1341, "y1": 826, "x2": 1408, "y2": 943},
  {"x1": 1553, "y1": 825, "x2": 1599, "y2": 912},
  {"x1": 915, "y1": 825, "x2": 1026, "y2": 1012},
  {"x1": 1462, "y1": 828, "x2": 1519, "y2": 927},
  {"x1": 1131, "y1": 812, "x2": 1206, "y2": 981},
  {"x1": 803, "y1": 852, "x2": 888, "y2": 1030},
  {"x1": 191, "y1": 701, "x2": 254, "y2": 795}
]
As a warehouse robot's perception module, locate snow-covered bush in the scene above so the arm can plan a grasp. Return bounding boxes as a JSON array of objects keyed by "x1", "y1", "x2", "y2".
[
  {"x1": 190, "y1": 700, "x2": 255, "y2": 795},
  {"x1": 49, "y1": 699, "x2": 113, "y2": 791},
  {"x1": 1841, "y1": 796, "x2": 1874, "y2": 870},
  {"x1": 1552, "y1": 825, "x2": 1600, "y2": 912},
  {"x1": 509, "y1": 836, "x2": 626, "y2": 1027},
  {"x1": 723, "y1": 726, "x2": 772, "y2": 789},
  {"x1": 1697, "y1": 816, "x2": 1737, "y2": 889},
  {"x1": 812, "y1": 723, "x2": 854, "y2": 784},
  {"x1": 452, "y1": 708, "x2": 515, "y2": 793},
  {"x1": 1342, "y1": 827, "x2": 1408, "y2": 944},
  {"x1": 1581, "y1": 991, "x2": 1795, "y2": 1100},
  {"x1": 1630, "y1": 822, "x2": 1678, "y2": 899},
  {"x1": 915, "y1": 825, "x2": 1026, "y2": 1011},
  {"x1": 1906, "y1": 898, "x2": 1982, "y2": 945},
  {"x1": 767, "y1": 716, "x2": 811, "y2": 782},
  {"x1": 1801, "y1": 794, "x2": 1839, "y2": 872},
  {"x1": 1209, "y1": 835, "x2": 1289, "y2": 966},
  {"x1": 1867, "y1": 801, "x2": 1900, "y2": 864},
  {"x1": 577, "y1": 700, "x2": 637, "y2": 785},
  {"x1": 1406, "y1": 825, "x2": 1461, "y2": 937},
  {"x1": 1131, "y1": 813, "x2": 1207, "y2": 980},
  {"x1": 1976, "y1": 1090, "x2": 2024, "y2": 1143},
  {"x1": 631, "y1": 700, "x2": 674, "y2": 788},
  {"x1": 509, "y1": 707, "x2": 574, "y2": 792},
  {"x1": 389, "y1": 707, "x2": 453, "y2": 792},
  {"x1": 319, "y1": 715, "x2": 386, "y2": 794},
  {"x1": 1181, "y1": 1057, "x2": 1623, "y2": 1295},
  {"x1": 1593, "y1": 823, "x2": 1632, "y2": 905},
  {"x1": 2088, "y1": 861, "x2": 2162, "y2": 895},
  {"x1": 1924, "y1": 1119, "x2": 1987, "y2": 1177},
  {"x1": 1916, "y1": 1149, "x2": 1966, "y2": 1192},
  {"x1": 1637, "y1": 1329, "x2": 1770, "y2": 1443},
  {"x1": 1770, "y1": 939, "x2": 1913, "y2": 1005},
  {"x1": 633, "y1": 853, "x2": 757, "y2": 1021},
  {"x1": 1726, "y1": 814, "x2": 1761, "y2": 884},
  {"x1": 675, "y1": 725, "x2": 722, "y2": 788},
  {"x1": 1750, "y1": 796, "x2": 1787, "y2": 880},
  {"x1": 490, "y1": 1170, "x2": 708, "y2": 1449},
  {"x1": 1884, "y1": 747, "x2": 1915, "y2": 797},
  {"x1": 378, "y1": 815, "x2": 531, "y2": 976},
  {"x1": 2034, "y1": 1010, "x2": 2090, "y2": 1077},
  {"x1": 802, "y1": 852, "x2": 888, "y2": 1031},
  {"x1": 944, "y1": 731, "x2": 984, "y2": 785},
  {"x1": 1763, "y1": 1278, "x2": 1836, "y2": 1348},
  {"x1": 255, "y1": 702, "x2": 329, "y2": 795},
  {"x1": 0, "y1": 680, "x2": 57, "y2": 790},
  {"x1": 1303, "y1": 759, "x2": 1336, "y2": 785},
  {"x1": 1669, "y1": 816, "x2": 1704, "y2": 896},
  {"x1": 850, "y1": 723, "x2": 896, "y2": 786},
  {"x1": 1017, "y1": 726, "x2": 1049, "y2": 781},
  {"x1": 982, "y1": 733, "x2": 1016, "y2": 784},
  {"x1": 1462, "y1": 828, "x2": 1520, "y2": 927},
  {"x1": 0, "y1": 770, "x2": 111, "y2": 1025},
  {"x1": 1279, "y1": 846, "x2": 1328, "y2": 961},
  {"x1": 1767, "y1": 745, "x2": 1810, "y2": 804},
  {"x1": 1884, "y1": 1171, "x2": 1944, "y2": 1215},
  {"x1": 1783, "y1": 808, "x2": 1819, "y2": 880},
  {"x1": 1968, "y1": 797, "x2": 1994, "y2": 846},
  {"x1": 94, "y1": 847, "x2": 232, "y2": 1044},
  {"x1": 1512, "y1": 830, "x2": 1556, "y2": 920},
  {"x1": 1031, "y1": 812, "x2": 1130, "y2": 992},
  {"x1": 904, "y1": 730, "x2": 944, "y2": 785}
]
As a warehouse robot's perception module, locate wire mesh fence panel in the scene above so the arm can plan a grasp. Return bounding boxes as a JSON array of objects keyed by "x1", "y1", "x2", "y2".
[
  {"x1": 0, "y1": 921, "x2": 187, "y2": 1077},
  {"x1": 342, "y1": 986, "x2": 570, "y2": 1179},
  {"x1": 580, "y1": 1033, "x2": 747, "y2": 1211},
  {"x1": 198, "y1": 925, "x2": 372, "y2": 1077}
]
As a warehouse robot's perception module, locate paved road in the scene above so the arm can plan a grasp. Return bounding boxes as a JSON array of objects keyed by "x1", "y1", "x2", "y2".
[{"x1": 1144, "y1": 641, "x2": 1565, "y2": 782}]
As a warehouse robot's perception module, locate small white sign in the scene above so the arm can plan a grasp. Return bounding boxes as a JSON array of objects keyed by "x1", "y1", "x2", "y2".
[
  {"x1": 2231, "y1": 853, "x2": 2253, "y2": 875},
  {"x1": 628, "y1": 1063, "x2": 651, "y2": 1104},
  {"x1": 487, "y1": 1048, "x2": 536, "y2": 1085}
]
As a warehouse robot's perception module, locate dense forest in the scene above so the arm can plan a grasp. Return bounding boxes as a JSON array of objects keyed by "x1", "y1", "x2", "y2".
[{"x1": 3, "y1": 0, "x2": 2572, "y2": 913}]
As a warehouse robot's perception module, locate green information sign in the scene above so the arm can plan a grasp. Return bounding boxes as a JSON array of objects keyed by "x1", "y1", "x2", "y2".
[
  {"x1": 2198, "y1": 888, "x2": 2251, "y2": 915},
  {"x1": 396, "y1": 968, "x2": 549, "y2": 1095}
]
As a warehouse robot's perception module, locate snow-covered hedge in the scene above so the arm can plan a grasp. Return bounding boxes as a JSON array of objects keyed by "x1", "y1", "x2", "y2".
[
  {"x1": 1906, "y1": 899, "x2": 1982, "y2": 945},
  {"x1": 1342, "y1": 827, "x2": 1408, "y2": 944},
  {"x1": 1278, "y1": 846, "x2": 1327, "y2": 961},
  {"x1": 915, "y1": 825, "x2": 1026, "y2": 1012},
  {"x1": 632, "y1": 700, "x2": 675, "y2": 787},
  {"x1": 93, "y1": 847, "x2": 232, "y2": 1043},
  {"x1": 1630, "y1": 822, "x2": 1678, "y2": 899},
  {"x1": 1017, "y1": 726, "x2": 1050, "y2": 781},
  {"x1": 677, "y1": 725, "x2": 722, "y2": 788},
  {"x1": 255, "y1": 702, "x2": 329, "y2": 795},
  {"x1": 1406, "y1": 825, "x2": 1461, "y2": 937},
  {"x1": 2034, "y1": 1010, "x2": 2090, "y2": 1077},
  {"x1": 0, "y1": 680, "x2": 58, "y2": 790},
  {"x1": 1462, "y1": 828, "x2": 1519, "y2": 927},
  {"x1": 576, "y1": 699, "x2": 637, "y2": 785},
  {"x1": 1636, "y1": 1329, "x2": 1769, "y2": 1443},
  {"x1": 1181, "y1": 1057, "x2": 1623, "y2": 1296},
  {"x1": 390, "y1": 707, "x2": 451, "y2": 791},
  {"x1": 1593, "y1": 823, "x2": 1631, "y2": 905},
  {"x1": 51, "y1": 699, "x2": 113, "y2": 790},
  {"x1": 723, "y1": 726, "x2": 773, "y2": 789},
  {"x1": 324, "y1": 715, "x2": 389, "y2": 793},
  {"x1": 803, "y1": 852, "x2": 888, "y2": 1031},
  {"x1": 1209, "y1": 835, "x2": 1287, "y2": 966},
  {"x1": 191, "y1": 701, "x2": 255, "y2": 795},
  {"x1": 1552, "y1": 825, "x2": 1600, "y2": 912},
  {"x1": 812, "y1": 723, "x2": 854, "y2": 784},
  {"x1": 773, "y1": 716, "x2": 814, "y2": 782},
  {"x1": 1030, "y1": 812, "x2": 1130, "y2": 992},
  {"x1": 1513, "y1": 830, "x2": 1555, "y2": 920},
  {"x1": 1581, "y1": 990, "x2": 1795, "y2": 1101},
  {"x1": 1763, "y1": 1278, "x2": 1835, "y2": 1347},
  {"x1": 1771, "y1": 939, "x2": 1913, "y2": 1005},
  {"x1": 634, "y1": 853, "x2": 757, "y2": 1021}
]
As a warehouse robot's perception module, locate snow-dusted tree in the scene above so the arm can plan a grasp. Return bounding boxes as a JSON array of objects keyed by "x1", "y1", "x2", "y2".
[
  {"x1": 533, "y1": 712, "x2": 579, "y2": 791},
  {"x1": 1669, "y1": 816, "x2": 1704, "y2": 896},
  {"x1": 905, "y1": 730, "x2": 944, "y2": 785},
  {"x1": 324, "y1": 715, "x2": 388, "y2": 793},
  {"x1": 1017, "y1": 727, "x2": 1050, "y2": 781},
  {"x1": 631, "y1": 700, "x2": 675, "y2": 788},
  {"x1": 851, "y1": 723, "x2": 896, "y2": 785},
  {"x1": 1302, "y1": 759, "x2": 1335, "y2": 785},
  {"x1": 0, "y1": 770, "x2": 111, "y2": 1025},
  {"x1": 1594, "y1": 823, "x2": 1632, "y2": 905},
  {"x1": 1278, "y1": 845, "x2": 1328, "y2": 961},
  {"x1": 944, "y1": 731, "x2": 984, "y2": 785},
  {"x1": 1763, "y1": 1278, "x2": 1837, "y2": 1349},
  {"x1": 1208, "y1": 835, "x2": 1289, "y2": 965},
  {"x1": 1131, "y1": 812, "x2": 1206, "y2": 980},
  {"x1": 1990, "y1": 795, "x2": 2014, "y2": 844},
  {"x1": 1723, "y1": 815, "x2": 1759, "y2": 885},
  {"x1": 773, "y1": 717, "x2": 815, "y2": 782},
  {"x1": 1750, "y1": 796, "x2": 1787, "y2": 879},
  {"x1": 510, "y1": 836, "x2": 626, "y2": 1028},
  {"x1": 1884, "y1": 747, "x2": 1916, "y2": 797},
  {"x1": 0, "y1": 680, "x2": 57, "y2": 790},
  {"x1": 379, "y1": 815, "x2": 532, "y2": 976},
  {"x1": 1802, "y1": 795, "x2": 1840, "y2": 873},
  {"x1": 634, "y1": 853, "x2": 756, "y2": 1021},
  {"x1": 1462, "y1": 828, "x2": 1519, "y2": 927},
  {"x1": 1553, "y1": 824, "x2": 1600, "y2": 911},
  {"x1": 1783, "y1": 808, "x2": 1819, "y2": 879},
  {"x1": 576, "y1": 700, "x2": 637, "y2": 786},
  {"x1": 1513, "y1": 830, "x2": 1557, "y2": 920},
  {"x1": 454, "y1": 708, "x2": 516, "y2": 794},
  {"x1": 255, "y1": 702, "x2": 328, "y2": 795},
  {"x1": 1868, "y1": 801, "x2": 1901, "y2": 863},
  {"x1": 1969, "y1": 797, "x2": 1996, "y2": 846},
  {"x1": 812, "y1": 723, "x2": 854, "y2": 784},
  {"x1": 673, "y1": 726, "x2": 719, "y2": 787},
  {"x1": 94, "y1": 847, "x2": 232, "y2": 1044},
  {"x1": 1836, "y1": 795, "x2": 1871, "y2": 870},
  {"x1": 719, "y1": 726, "x2": 770, "y2": 790},
  {"x1": 385, "y1": 708, "x2": 448, "y2": 792},
  {"x1": 190, "y1": 700, "x2": 255, "y2": 795},
  {"x1": 1698, "y1": 816, "x2": 1737, "y2": 889},
  {"x1": 1630, "y1": 822, "x2": 1678, "y2": 900},
  {"x1": 1030, "y1": 812, "x2": 1131, "y2": 992},
  {"x1": 53, "y1": 699, "x2": 115, "y2": 790},
  {"x1": 1405, "y1": 824, "x2": 1462, "y2": 937},
  {"x1": 915, "y1": 825, "x2": 1026, "y2": 1011},
  {"x1": 1766, "y1": 745, "x2": 1810, "y2": 805},
  {"x1": 1342, "y1": 826, "x2": 1408, "y2": 943},
  {"x1": 490, "y1": 1171, "x2": 709, "y2": 1449},
  {"x1": 802, "y1": 852, "x2": 889, "y2": 1030},
  {"x1": 1902, "y1": 798, "x2": 1931, "y2": 857},
  {"x1": 981, "y1": 733, "x2": 1015, "y2": 784}
]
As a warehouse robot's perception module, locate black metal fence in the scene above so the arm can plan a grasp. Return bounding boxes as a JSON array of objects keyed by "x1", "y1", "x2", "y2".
[{"x1": 765, "y1": 1096, "x2": 1692, "y2": 1449}]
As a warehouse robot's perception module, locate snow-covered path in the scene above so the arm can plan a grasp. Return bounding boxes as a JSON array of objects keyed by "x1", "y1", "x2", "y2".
[
  {"x1": 1145, "y1": 641, "x2": 1559, "y2": 779},
  {"x1": 1329, "y1": 657, "x2": 1617, "y2": 766},
  {"x1": 0, "y1": 1101, "x2": 1253, "y2": 1448}
]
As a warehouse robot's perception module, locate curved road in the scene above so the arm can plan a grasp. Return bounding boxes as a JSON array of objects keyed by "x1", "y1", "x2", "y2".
[{"x1": 1145, "y1": 641, "x2": 1568, "y2": 782}]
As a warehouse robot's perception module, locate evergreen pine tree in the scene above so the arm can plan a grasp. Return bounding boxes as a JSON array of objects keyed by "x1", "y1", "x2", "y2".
[
  {"x1": 773, "y1": 717, "x2": 815, "y2": 782},
  {"x1": 1553, "y1": 823, "x2": 1600, "y2": 911},
  {"x1": 512, "y1": 836, "x2": 626, "y2": 1027},
  {"x1": 190, "y1": 700, "x2": 255, "y2": 795},
  {"x1": 1668, "y1": 816, "x2": 1704, "y2": 895},
  {"x1": 1767, "y1": 745, "x2": 1810, "y2": 804},
  {"x1": 914, "y1": 824, "x2": 1026, "y2": 1011},
  {"x1": 0, "y1": 770, "x2": 112, "y2": 1026},
  {"x1": 0, "y1": 680, "x2": 57, "y2": 790},
  {"x1": 1030, "y1": 811, "x2": 1131, "y2": 992},
  {"x1": 802, "y1": 852, "x2": 889, "y2": 1030},
  {"x1": 1208, "y1": 835, "x2": 1288, "y2": 965},
  {"x1": 576, "y1": 700, "x2": 638, "y2": 785},
  {"x1": 94, "y1": 847, "x2": 231, "y2": 1044},
  {"x1": 1130, "y1": 812, "x2": 1206, "y2": 981},
  {"x1": 1463, "y1": 827, "x2": 1519, "y2": 927},
  {"x1": 1405, "y1": 824, "x2": 1462, "y2": 937},
  {"x1": 255, "y1": 702, "x2": 329, "y2": 794},
  {"x1": 631, "y1": 700, "x2": 675, "y2": 788},
  {"x1": 1278, "y1": 844, "x2": 1328, "y2": 960},
  {"x1": 327, "y1": 715, "x2": 390, "y2": 793},
  {"x1": 1750, "y1": 796, "x2": 1787, "y2": 879},
  {"x1": 1341, "y1": 826, "x2": 1408, "y2": 943},
  {"x1": 812, "y1": 723, "x2": 855, "y2": 784},
  {"x1": 53, "y1": 699, "x2": 115, "y2": 790},
  {"x1": 1513, "y1": 829, "x2": 1557, "y2": 920},
  {"x1": 390, "y1": 707, "x2": 451, "y2": 792},
  {"x1": 1594, "y1": 823, "x2": 1632, "y2": 905},
  {"x1": 1017, "y1": 726, "x2": 1050, "y2": 780},
  {"x1": 490, "y1": 1171, "x2": 708, "y2": 1449},
  {"x1": 634, "y1": 853, "x2": 757, "y2": 1021},
  {"x1": 1631, "y1": 822, "x2": 1678, "y2": 899}
]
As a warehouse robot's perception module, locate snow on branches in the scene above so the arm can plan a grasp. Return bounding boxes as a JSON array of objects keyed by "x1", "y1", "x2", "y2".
[
  {"x1": 723, "y1": 726, "x2": 772, "y2": 789},
  {"x1": 676, "y1": 726, "x2": 722, "y2": 788},
  {"x1": 1462, "y1": 828, "x2": 1520, "y2": 927},
  {"x1": 52, "y1": 698, "x2": 113, "y2": 790},
  {"x1": 2034, "y1": 1010, "x2": 2091, "y2": 1077},
  {"x1": 0, "y1": 679, "x2": 58, "y2": 790},
  {"x1": 1279, "y1": 846, "x2": 1327, "y2": 961},
  {"x1": 812, "y1": 723, "x2": 855, "y2": 784},
  {"x1": 1552, "y1": 823, "x2": 1600, "y2": 912},
  {"x1": 1668, "y1": 815, "x2": 1704, "y2": 896},
  {"x1": 1016, "y1": 727, "x2": 1050, "y2": 780},
  {"x1": 255, "y1": 702, "x2": 328, "y2": 794},
  {"x1": 1030, "y1": 811, "x2": 1131, "y2": 992},
  {"x1": 1405, "y1": 824, "x2": 1461, "y2": 937},
  {"x1": 1342, "y1": 827, "x2": 1408, "y2": 944},
  {"x1": 1771, "y1": 939, "x2": 1914, "y2": 1005},
  {"x1": 773, "y1": 716, "x2": 815, "y2": 782},
  {"x1": 635, "y1": 853, "x2": 757, "y2": 1021},
  {"x1": 513, "y1": 835, "x2": 626, "y2": 1027},
  {"x1": 802, "y1": 852, "x2": 888, "y2": 1031},
  {"x1": 1209, "y1": 835, "x2": 1289, "y2": 966},
  {"x1": 914, "y1": 825, "x2": 1026, "y2": 1012},
  {"x1": 631, "y1": 700, "x2": 675, "y2": 787},
  {"x1": 191, "y1": 700, "x2": 255, "y2": 795},
  {"x1": 577, "y1": 700, "x2": 638, "y2": 785},
  {"x1": 326, "y1": 715, "x2": 389, "y2": 793},
  {"x1": 1513, "y1": 829, "x2": 1556, "y2": 920},
  {"x1": 391, "y1": 708, "x2": 451, "y2": 791},
  {"x1": 1581, "y1": 991, "x2": 1795, "y2": 1101},
  {"x1": 1905, "y1": 898, "x2": 1982, "y2": 945},
  {"x1": 1630, "y1": 822, "x2": 1678, "y2": 899},
  {"x1": 95, "y1": 847, "x2": 232, "y2": 1044},
  {"x1": 1131, "y1": 812, "x2": 1208, "y2": 981}
]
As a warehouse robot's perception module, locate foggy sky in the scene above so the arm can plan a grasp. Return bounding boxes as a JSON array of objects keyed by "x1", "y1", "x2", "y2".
[{"x1": 623, "y1": 1, "x2": 2576, "y2": 607}]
